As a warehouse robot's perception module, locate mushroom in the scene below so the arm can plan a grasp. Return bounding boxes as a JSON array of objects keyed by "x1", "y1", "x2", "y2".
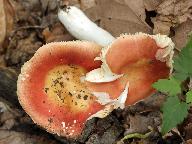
[
  {"x1": 58, "y1": 6, "x2": 115, "y2": 46},
  {"x1": 86, "y1": 33, "x2": 174, "y2": 105},
  {"x1": 18, "y1": 5, "x2": 175, "y2": 138},
  {"x1": 17, "y1": 41, "x2": 128, "y2": 138}
]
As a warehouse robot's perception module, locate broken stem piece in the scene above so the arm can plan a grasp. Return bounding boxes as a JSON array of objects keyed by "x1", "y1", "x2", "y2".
[
  {"x1": 58, "y1": 6, "x2": 115, "y2": 46},
  {"x1": 120, "y1": 127, "x2": 153, "y2": 143}
]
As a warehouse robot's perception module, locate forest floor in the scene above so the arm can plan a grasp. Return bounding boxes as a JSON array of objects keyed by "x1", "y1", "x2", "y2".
[{"x1": 0, "y1": 0, "x2": 192, "y2": 144}]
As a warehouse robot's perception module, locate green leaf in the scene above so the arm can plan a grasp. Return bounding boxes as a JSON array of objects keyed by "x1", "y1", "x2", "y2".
[
  {"x1": 174, "y1": 36, "x2": 192, "y2": 80},
  {"x1": 161, "y1": 96, "x2": 189, "y2": 135},
  {"x1": 186, "y1": 90, "x2": 192, "y2": 104},
  {"x1": 174, "y1": 72, "x2": 188, "y2": 81},
  {"x1": 152, "y1": 77, "x2": 181, "y2": 95}
]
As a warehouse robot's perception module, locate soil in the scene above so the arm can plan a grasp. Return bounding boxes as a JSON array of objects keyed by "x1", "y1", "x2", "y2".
[{"x1": 0, "y1": 0, "x2": 192, "y2": 144}]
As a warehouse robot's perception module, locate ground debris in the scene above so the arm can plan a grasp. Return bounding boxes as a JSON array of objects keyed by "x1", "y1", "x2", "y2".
[
  {"x1": 0, "y1": 67, "x2": 19, "y2": 107},
  {"x1": 0, "y1": 98, "x2": 61, "y2": 144},
  {"x1": 0, "y1": 0, "x2": 191, "y2": 143},
  {"x1": 5, "y1": 32, "x2": 42, "y2": 67},
  {"x1": 152, "y1": 0, "x2": 192, "y2": 35},
  {"x1": 42, "y1": 23, "x2": 75, "y2": 43},
  {"x1": 0, "y1": 130, "x2": 59, "y2": 144}
]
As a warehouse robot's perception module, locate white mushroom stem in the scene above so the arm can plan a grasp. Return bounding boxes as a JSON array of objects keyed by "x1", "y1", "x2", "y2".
[{"x1": 58, "y1": 6, "x2": 115, "y2": 46}]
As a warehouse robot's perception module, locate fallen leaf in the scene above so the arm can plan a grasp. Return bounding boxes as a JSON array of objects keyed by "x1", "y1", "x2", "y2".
[
  {"x1": 144, "y1": 0, "x2": 163, "y2": 11},
  {"x1": 125, "y1": 115, "x2": 150, "y2": 134},
  {"x1": 114, "y1": 0, "x2": 146, "y2": 24},
  {"x1": 152, "y1": 15, "x2": 175, "y2": 35},
  {"x1": 80, "y1": 0, "x2": 96, "y2": 10},
  {"x1": 184, "y1": 123, "x2": 192, "y2": 140},
  {"x1": 172, "y1": 20, "x2": 192, "y2": 50},
  {"x1": 153, "y1": 0, "x2": 192, "y2": 35},
  {"x1": 187, "y1": 139, "x2": 192, "y2": 144},
  {"x1": 84, "y1": 0, "x2": 152, "y2": 36},
  {"x1": 157, "y1": 0, "x2": 192, "y2": 19},
  {"x1": 0, "y1": 0, "x2": 7, "y2": 48},
  {"x1": 124, "y1": 113, "x2": 160, "y2": 135},
  {"x1": 3, "y1": 0, "x2": 14, "y2": 36},
  {"x1": 0, "y1": 0, "x2": 14, "y2": 49}
]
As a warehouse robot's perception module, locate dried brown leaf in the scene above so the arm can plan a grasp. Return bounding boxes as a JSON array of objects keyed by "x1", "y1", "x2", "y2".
[
  {"x1": 157, "y1": 0, "x2": 192, "y2": 17},
  {"x1": 172, "y1": 20, "x2": 192, "y2": 50},
  {"x1": 187, "y1": 139, "x2": 192, "y2": 144},
  {"x1": 125, "y1": 115, "x2": 152, "y2": 134},
  {"x1": 4, "y1": 0, "x2": 14, "y2": 36},
  {"x1": 114, "y1": 0, "x2": 146, "y2": 24},
  {"x1": 124, "y1": 111, "x2": 161, "y2": 136},
  {"x1": 152, "y1": 17, "x2": 173, "y2": 35},
  {"x1": 0, "y1": 0, "x2": 6, "y2": 48},
  {"x1": 184, "y1": 123, "x2": 192, "y2": 140},
  {"x1": 85, "y1": 0, "x2": 151, "y2": 37},
  {"x1": 80, "y1": 0, "x2": 96, "y2": 10},
  {"x1": 153, "y1": 0, "x2": 192, "y2": 35},
  {"x1": 144, "y1": 0, "x2": 163, "y2": 11},
  {"x1": 0, "y1": 0, "x2": 14, "y2": 50}
]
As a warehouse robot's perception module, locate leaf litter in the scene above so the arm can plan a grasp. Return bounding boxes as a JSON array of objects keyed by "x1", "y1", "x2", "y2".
[{"x1": 0, "y1": 0, "x2": 192, "y2": 143}]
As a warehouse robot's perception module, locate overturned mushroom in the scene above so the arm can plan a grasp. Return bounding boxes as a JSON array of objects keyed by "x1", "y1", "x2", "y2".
[
  {"x1": 58, "y1": 7, "x2": 174, "y2": 105},
  {"x1": 17, "y1": 41, "x2": 128, "y2": 138},
  {"x1": 86, "y1": 33, "x2": 174, "y2": 105}
]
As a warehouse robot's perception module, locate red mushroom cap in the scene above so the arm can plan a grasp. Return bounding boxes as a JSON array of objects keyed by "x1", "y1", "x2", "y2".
[
  {"x1": 17, "y1": 41, "x2": 106, "y2": 138},
  {"x1": 86, "y1": 33, "x2": 174, "y2": 105},
  {"x1": 106, "y1": 34, "x2": 172, "y2": 105}
]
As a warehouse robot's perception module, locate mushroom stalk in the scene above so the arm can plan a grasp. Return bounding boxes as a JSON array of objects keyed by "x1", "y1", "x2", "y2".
[{"x1": 58, "y1": 6, "x2": 115, "y2": 46}]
